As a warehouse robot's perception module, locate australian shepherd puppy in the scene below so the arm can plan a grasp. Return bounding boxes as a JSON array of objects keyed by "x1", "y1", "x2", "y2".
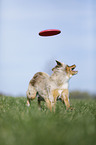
[{"x1": 26, "y1": 60, "x2": 78, "y2": 111}]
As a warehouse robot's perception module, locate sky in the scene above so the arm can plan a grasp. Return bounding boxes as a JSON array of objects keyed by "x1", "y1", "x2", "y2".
[{"x1": 0, "y1": 0, "x2": 96, "y2": 96}]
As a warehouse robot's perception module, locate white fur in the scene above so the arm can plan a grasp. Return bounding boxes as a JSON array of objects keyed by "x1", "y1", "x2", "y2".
[
  {"x1": 27, "y1": 103, "x2": 30, "y2": 107},
  {"x1": 69, "y1": 74, "x2": 72, "y2": 78},
  {"x1": 61, "y1": 82, "x2": 69, "y2": 89},
  {"x1": 58, "y1": 90, "x2": 63, "y2": 95}
]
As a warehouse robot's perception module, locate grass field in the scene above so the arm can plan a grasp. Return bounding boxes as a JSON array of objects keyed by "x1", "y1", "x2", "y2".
[{"x1": 0, "y1": 95, "x2": 96, "y2": 145}]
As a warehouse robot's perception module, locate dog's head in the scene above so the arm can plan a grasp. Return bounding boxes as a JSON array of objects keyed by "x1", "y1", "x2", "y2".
[
  {"x1": 52, "y1": 60, "x2": 78, "y2": 78},
  {"x1": 65, "y1": 64, "x2": 78, "y2": 77}
]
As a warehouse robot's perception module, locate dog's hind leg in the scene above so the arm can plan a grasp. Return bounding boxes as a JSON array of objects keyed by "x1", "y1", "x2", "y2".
[
  {"x1": 38, "y1": 97, "x2": 41, "y2": 109},
  {"x1": 37, "y1": 93, "x2": 45, "y2": 109},
  {"x1": 26, "y1": 86, "x2": 36, "y2": 107}
]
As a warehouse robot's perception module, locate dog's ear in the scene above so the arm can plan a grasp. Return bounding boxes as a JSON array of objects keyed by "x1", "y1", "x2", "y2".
[
  {"x1": 52, "y1": 60, "x2": 62, "y2": 71},
  {"x1": 55, "y1": 60, "x2": 62, "y2": 66}
]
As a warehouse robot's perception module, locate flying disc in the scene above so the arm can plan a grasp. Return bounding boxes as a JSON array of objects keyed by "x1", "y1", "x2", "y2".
[{"x1": 39, "y1": 29, "x2": 61, "y2": 36}]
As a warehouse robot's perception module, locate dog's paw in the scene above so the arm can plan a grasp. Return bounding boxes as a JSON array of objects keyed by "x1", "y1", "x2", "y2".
[
  {"x1": 70, "y1": 107, "x2": 75, "y2": 111},
  {"x1": 66, "y1": 107, "x2": 75, "y2": 111},
  {"x1": 26, "y1": 103, "x2": 30, "y2": 107}
]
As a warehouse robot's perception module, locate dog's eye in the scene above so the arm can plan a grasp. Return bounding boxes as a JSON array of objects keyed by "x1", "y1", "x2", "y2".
[{"x1": 71, "y1": 68, "x2": 74, "y2": 71}]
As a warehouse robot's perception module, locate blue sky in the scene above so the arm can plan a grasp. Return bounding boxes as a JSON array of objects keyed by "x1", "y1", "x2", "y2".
[{"x1": 0, "y1": 0, "x2": 96, "y2": 96}]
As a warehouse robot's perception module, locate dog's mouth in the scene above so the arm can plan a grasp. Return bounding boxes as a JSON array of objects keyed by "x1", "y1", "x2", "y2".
[{"x1": 70, "y1": 65, "x2": 78, "y2": 75}]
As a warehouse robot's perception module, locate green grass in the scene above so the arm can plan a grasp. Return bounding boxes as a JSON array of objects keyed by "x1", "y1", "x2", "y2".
[{"x1": 0, "y1": 95, "x2": 96, "y2": 145}]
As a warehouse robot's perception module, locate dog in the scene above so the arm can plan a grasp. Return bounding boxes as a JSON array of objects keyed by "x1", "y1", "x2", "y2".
[{"x1": 26, "y1": 60, "x2": 78, "y2": 111}]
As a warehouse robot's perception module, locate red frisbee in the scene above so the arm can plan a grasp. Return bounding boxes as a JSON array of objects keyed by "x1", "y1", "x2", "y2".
[{"x1": 39, "y1": 29, "x2": 61, "y2": 36}]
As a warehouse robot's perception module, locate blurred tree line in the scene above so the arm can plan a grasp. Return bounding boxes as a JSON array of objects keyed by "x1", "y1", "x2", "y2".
[
  {"x1": 70, "y1": 91, "x2": 96, "y2": 99},
  {"x1": 0, "y1": 91, "x2": 96, "y2": 99}
]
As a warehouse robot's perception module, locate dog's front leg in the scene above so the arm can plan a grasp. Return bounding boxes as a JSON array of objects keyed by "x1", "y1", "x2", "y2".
[
  {"x1": 45, "y1": 98, "x2": 52, "y2": 112},
  {"x1": 52, "y1": 89, "x2": 59, "y2": 112},
  {"x1": 61, "y1": 89, "x2": 70, "y2": 110}
]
